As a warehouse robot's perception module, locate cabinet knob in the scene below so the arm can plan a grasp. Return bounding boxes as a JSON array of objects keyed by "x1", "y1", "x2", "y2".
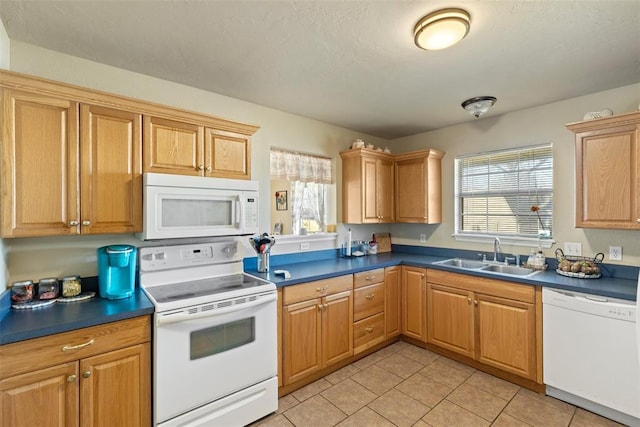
[
  {"x1": 69, "y1": 220, "x2": 79, "y2": 226},
  {"x1": 67, "y1": 374, "x2": 77, "y2": 383},
  {"x1": 365, "y1": 326, "x2": 374, "y2": 333},
  {"x1": 467, "y1": 297, "x2": 471, "y2": 304},
  {"x1": 82, "y1": 371, "x2": 92, "y2": 378},
  {"x1": 206, "y1": 166, "x2": 212, "y2": 172},
  {"x1": 197, "y1": 165, "x2": 205, "y2": 171},
  {"x1": 365, "y1": 293, "x2": 375, "y2": 301},
  {"x1": 474, "y1": 300, "x2": 478, "y2": 305},
  {"x1": 637, "y1": 218, "x2": 640, "y2": 223},
  {"x1": 82, "y1": 220, "x2": 91, "y2": 226}
]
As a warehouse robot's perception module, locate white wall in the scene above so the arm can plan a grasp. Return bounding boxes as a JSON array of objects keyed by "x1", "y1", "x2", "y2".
[
  {"x1": 388, "y1": 83, "x2": 640, "y2": 265},
  {"x1": 3, "y1": 41, "x2": 388, "y2": 285}
]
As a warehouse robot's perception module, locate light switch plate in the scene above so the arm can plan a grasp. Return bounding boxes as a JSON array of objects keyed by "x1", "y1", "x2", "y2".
[
  {"x1": 564, "y1": 242, "x2": 582, "y2": 256},
  {"x1": 609, "y1": 246, "x2": 622, "y2": 261}
]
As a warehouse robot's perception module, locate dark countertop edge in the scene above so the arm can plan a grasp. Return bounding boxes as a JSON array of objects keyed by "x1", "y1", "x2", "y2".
[
  {"x1": 0, "y1": 288, "x2": 154, "y2": 346},
  {"x1": 247, "y1": 252, "x2": 638, "y2": 302}
]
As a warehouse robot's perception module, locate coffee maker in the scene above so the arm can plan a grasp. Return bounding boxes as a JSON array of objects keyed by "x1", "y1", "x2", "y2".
[{"x1": 97, "y1": 245, "x2": 137, "y2": 299}]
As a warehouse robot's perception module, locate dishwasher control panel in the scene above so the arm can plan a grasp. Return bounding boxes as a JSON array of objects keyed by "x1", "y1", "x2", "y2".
[{"x1": 543, "y1": 288, "x2": 636, "y2": 322}]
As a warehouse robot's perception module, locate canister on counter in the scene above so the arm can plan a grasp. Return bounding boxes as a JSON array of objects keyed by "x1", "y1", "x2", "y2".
[
  {"x1": 38, "y1": 278, "x2": 59, "y2": 300},
  {"x1": 61, "y1": 275, "x2": 82, "y2": 298},
  {"x1": 11, "y1": 280, "x2": 34, "y2": 303}
]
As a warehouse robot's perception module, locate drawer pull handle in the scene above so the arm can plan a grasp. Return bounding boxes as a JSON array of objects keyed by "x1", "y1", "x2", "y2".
[
  {"x1": 82, "y1": 371, "x2": 92, "y2": 378},
  {"x1": 467, "y1": 297, "x2": 471, "y2": 304},
  {"x1": 365, "y1": 293, "x2": 375, "y2": 301},
  {"x1": 366, "y1": 275, "x2": 375, "y2": 281},
  {"x1": 316, "y1": 285, "x2": 329, "y2": 292},
  {"x1": 317, "y1": 304, "x2": 327, "y2": 311},
  {"x1": 62, "y1": 339, "x2": 95, "y2": 352},
  {"x1": 365, "y1": 326, "x2": 374, "y2": 333},
  {"x1": 474, "y1": 300, "x2": 478, "y2": 305},
  {"x1": 67, "y1": 374, "x2": 77, "y2": 383}
]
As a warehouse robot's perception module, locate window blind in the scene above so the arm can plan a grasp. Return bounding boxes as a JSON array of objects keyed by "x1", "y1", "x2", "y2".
[{"x1": 455, "y1": 144, "x2": 553, "y2": 237}]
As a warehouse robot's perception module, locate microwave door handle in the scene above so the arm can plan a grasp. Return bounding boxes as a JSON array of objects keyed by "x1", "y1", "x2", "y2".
[
  {"x1": 235, "y1": 196, "x2": 241, "y2": 227},
  {"x1": 156, "y1": 293, "x2": 276, "y2": 326}
]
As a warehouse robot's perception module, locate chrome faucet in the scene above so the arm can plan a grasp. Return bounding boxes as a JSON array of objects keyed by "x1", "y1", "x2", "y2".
[{"x1": 493, "y1": 237, "x2": 502, "y2": 262}]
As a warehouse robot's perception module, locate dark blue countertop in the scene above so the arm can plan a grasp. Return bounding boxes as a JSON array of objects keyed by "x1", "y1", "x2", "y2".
[
  {"x1": 0, "y1": 288, "x2": 154, "y2": 345},
  {"x1": 247, "y1": 251, "x2": 639, "y2": 302}
]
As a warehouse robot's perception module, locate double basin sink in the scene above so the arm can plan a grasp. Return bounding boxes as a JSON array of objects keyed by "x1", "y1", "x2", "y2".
[{"x1": 433, "y1": 258, "x2": 542, "y2": 278}]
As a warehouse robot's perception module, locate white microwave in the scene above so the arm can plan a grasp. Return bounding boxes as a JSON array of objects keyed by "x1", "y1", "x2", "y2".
[{"x1": 138, "y1": 173, "x2": 259, "y2": 240}]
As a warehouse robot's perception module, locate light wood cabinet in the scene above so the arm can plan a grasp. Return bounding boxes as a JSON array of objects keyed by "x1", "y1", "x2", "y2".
[
  {"x1": 0, "y1": 317, "x2": 151, "y2": 427},
  {"x1": 353, "y1": 268, "x2": 385, "y2": 354},
  {"x1": 281, "y1": 275, "x2": 353, "y2": 385},
  {"x1": 384, "y1": 266, "x2": 401, "y2": 338},
  {"x1": 1, "y1": 89, "x2": 142, "y2": 237},
  {"x1": 566, "y1": 111, "x2": 640, "y2": 229},
  {"x1": 144, "y1": 118, "x2": 252, "y2": 179},
  {"x1": 427, "y1": 269, "x2": 539, "y2": 382},
  {"x1": 340, "y1": 149, "x2": 394, "y2": 224},
  {"x1": 401, "y1": 266, "x2": 427, "y2": 343},
  {"x1": 394, "y1": 149, "x2": 444, "y2": 224}
]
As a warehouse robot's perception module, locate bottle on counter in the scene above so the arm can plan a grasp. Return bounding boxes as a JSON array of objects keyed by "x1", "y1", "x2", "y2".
[
  {"x1": 526, "y1": 249, "x2": 536, "y2": 267},
  {"x1": 534, "y1": 247, "x2": 545, "y2": 267}
]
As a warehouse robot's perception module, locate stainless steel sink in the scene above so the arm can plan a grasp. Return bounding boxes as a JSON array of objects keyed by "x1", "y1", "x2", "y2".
[
  {"x1": 433, "y1": 258, "x2": 541, "y2": 278},
  {"x1": 480, "y1": 264, "x2": 541, "y2": 277},
  {"x1": 433, "y1": 258, "x2": 487, "y2": 269}
]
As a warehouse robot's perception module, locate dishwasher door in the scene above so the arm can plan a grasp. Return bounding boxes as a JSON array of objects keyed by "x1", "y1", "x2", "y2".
[{"x1": 543, "y1": 288, "x2": 640, "y2": 424}]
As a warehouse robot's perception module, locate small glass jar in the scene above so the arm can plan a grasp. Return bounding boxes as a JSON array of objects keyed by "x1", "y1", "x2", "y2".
[
  {"x1": 61, "y1": 275, "x2": 82, "y2": 298},
  {"x1": 11, "y1": 280, "x2": 34, "y2": 303},
  {"x1": 38, "y1": 278, "x2": 59, "y2": 300}
]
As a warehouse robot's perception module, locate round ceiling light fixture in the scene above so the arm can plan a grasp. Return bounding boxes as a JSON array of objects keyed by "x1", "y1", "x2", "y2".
[
  {"x1": 461, "y1": 96, "x2": 497, "y2": 118},
  {"x1": 414, "y1": 8, "x2": 471, "y2": 51}
]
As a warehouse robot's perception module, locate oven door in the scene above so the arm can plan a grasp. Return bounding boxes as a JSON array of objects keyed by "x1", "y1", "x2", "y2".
[{"x1": 154, "y1": 291, "x2": 277, "y2": 424}]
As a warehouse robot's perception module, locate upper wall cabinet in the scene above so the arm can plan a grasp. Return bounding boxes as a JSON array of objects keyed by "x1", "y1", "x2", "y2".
[
  {"x1": 394, "y1": 149, "x2": 444, "y2": 224},
  {"x1": 340, "y1": 149, "x2": 394, "y2": 224},
  {"x1": 1, "y1": 88, "x2": 142, "y2": 237},
  {"x1": 566, "y1": 111, "x2": 640, "y2": 229}
]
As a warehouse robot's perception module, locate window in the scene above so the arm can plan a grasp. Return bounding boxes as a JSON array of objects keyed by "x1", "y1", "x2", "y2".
[
  {"x1": 455, "y1": 144, "x2": 553, "y2": 242},
  {"x1": 270, "y1": 148, "x2": 333, "y2": 235}
]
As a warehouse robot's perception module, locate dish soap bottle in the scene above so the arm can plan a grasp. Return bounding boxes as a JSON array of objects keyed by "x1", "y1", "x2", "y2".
[
  {"x1": 526, "y1": 249, "x2": 536, "y2": 267},
  {"x1": 534, "y1": 247, "x2": 545, "y2": 267}
]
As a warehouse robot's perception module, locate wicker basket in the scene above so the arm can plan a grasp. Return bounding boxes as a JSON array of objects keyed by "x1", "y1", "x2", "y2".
[{"x1": 554, "y1": 248, "x2": 604, "y2": 279}]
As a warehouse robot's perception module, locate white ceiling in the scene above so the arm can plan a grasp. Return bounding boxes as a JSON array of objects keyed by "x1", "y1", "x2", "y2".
[{"x1": 1, "y1": 0, "x2": 639, "y2": 139}]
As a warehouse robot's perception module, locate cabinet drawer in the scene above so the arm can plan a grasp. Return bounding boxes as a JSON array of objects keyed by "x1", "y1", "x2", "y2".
[
  {"x1": 0, "y1": 316, "x2": 151, "y2": 379},
  {"x1": 354, "y1": 283, "x2": 384, "y2": 321},
  {"x1": 354, "y1": 268, "x2": 384, "y2": 288},
  {"x1": 283, "y1": 275, "x2": 353, "y2": 305},
  {"x1": 353, "y1": 313, "x2": 385, "y2": 354}
]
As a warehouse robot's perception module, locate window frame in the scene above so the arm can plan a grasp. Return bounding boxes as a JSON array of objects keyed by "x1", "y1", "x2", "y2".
[{"x1": 453, "y1": 143, "x2": 555, "y2": 248}]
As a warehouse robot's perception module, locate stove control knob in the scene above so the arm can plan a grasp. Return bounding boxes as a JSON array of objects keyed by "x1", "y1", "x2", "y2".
[
  {"x1": 222, "y1": 244, "x2": 238, "y2": 258},
  {"x1": 154, "y1": 252, "x2": 166, "y2": 260}
]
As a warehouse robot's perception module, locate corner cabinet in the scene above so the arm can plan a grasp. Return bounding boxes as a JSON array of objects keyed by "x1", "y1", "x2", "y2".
[
  {"x1": 427, "y1": 269, "x2": 541, "y2": 384},
  {"x1": 0, "y1": 316, "x2": 151, "y2": 426},
  {"x1": 401, "y1": 266, "x2": 427, "y2": 343},
  {"x1": 566, "y1": 111, "x2": 640, "y2": 229},
  {"x1": 1, "y1": 88, "x2": 142, "y2": 237},
  {"x1": 394, "y1": 149, "x2": 444, "y2": 224},
  {"x1": 340, "y1": 148, "x2": 394, "y2": 224}
]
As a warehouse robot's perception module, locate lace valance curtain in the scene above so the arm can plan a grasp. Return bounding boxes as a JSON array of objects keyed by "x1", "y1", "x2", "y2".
[{"x1": 270, "y1": 148, "x2": 333, "y2": 183}]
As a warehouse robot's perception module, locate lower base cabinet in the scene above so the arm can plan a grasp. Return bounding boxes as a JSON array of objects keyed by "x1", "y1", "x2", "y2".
[
  {"x1": 401, "y1": 266, "x2": 427, "y2": 343},
  {"x1": 0, "y1": 316, "x2": 151, "y2": 427},
  {"x1": 427, "y1": 269, "x2": 540, "y2": 382}
]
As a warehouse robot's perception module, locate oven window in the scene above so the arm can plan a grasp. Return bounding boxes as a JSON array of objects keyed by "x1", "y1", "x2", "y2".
[
  {"x1": 190, "y1": 317, "x2": 255, "y2": 360},
  {"x1": 162, "y1": 198, "x2": 233, "y2": 227}
]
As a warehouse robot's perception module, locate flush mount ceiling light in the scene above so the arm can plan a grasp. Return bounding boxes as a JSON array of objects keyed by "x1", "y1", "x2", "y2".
[
  {"x1": 414, "y1": 8, "x2": 471, "y2": 50},
  {"x1": 461, "y1": 96, "x2": 497, "y2": 118}
]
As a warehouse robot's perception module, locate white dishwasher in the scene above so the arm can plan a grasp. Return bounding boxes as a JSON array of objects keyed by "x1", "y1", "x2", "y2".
[{"x1": 543, "y1": 287, "x2": 640, "y2": 426}]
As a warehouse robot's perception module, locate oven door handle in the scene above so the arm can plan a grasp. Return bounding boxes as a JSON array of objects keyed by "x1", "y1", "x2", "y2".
[{"x1": 156, "y1": 293, "x2": 276, "y2": 326}]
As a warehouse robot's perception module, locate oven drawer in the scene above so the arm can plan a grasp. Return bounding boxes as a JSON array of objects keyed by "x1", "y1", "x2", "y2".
[
  {"x1": 353, "y1": 312, "x2": 385, "y2": 354},
  {"x1": 354, "y1": 269, "x2": 384, "y2": 288},
  {"x1": 0, "y1": 316, "x2": 151, "y2": 379},
  {"x1": 283, "y1": 275, "x2": 353, "y2": 305},
  {"x1": 354, "y1": 283, "x2": 384, "y2": 321}
]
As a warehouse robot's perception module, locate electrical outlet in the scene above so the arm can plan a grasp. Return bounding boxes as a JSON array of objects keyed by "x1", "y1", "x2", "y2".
[
  {"x1": 419, "y1": 234, "x2": 427, "y2": 243},
  {"x1": 300, "y1": 243, "x2": 310, "y2": 251},
  {"x1": 609, "y1": 246, "x2": 622, "y2": 261},
  {"x1": 564, "y1": 242, "x2": 582, "y2": 256}
]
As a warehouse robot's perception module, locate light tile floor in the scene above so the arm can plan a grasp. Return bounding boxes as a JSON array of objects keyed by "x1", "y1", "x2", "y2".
[{"x1": 252, "y1": 341, "x2": 625, "y2": 427}]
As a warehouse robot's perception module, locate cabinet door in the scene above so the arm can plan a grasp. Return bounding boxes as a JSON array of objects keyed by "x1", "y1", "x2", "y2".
[
  {"x1": 395, "y1": 150, "x2": 443, "y2": 224},
  {"x1": 427, "y1": 283, "x2": 474, "y2": 357},
  {"x1": 575, "y1": 122, "x2": 640, "y2": 229},
  {"x1": 362, "y1": 156, "x2": 381, "y2": 223},
  {"x1": 475, "y1": 294, "x2": 536, "y2": 380},
  {"x1": 1, "y1": 89, "x2": 79, "y2": 237},
  {"x1": 401, "y1": 266, "x2": 427, "y2": 342},
  {"x1": 0, "y1": 362, "x2": 79, "y2": 427},
  {"x1": 384, "y1": 266, "x2": 401, "y2": 338},
  {"x1": 143, "y1": 116, "x2": 204, "y2": 175},
  {"x1": 79, "y1": 343, "x2": 151, "y2": 427},
  {"x1": 80, "y1": 104, "x2": 142, "y2": 234},
  {"x1": 282, "y1": 298, "x2": 322, "y2": 385},
  {"x1": 376, "y1": 157, "x2": 395, "y2": 222},
  {"x1": 322, "y1": 290, "x2": 354, "y2": 366},
  {"x1": 205, "y1": 128, "x2": 251, "y2": 179}
]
